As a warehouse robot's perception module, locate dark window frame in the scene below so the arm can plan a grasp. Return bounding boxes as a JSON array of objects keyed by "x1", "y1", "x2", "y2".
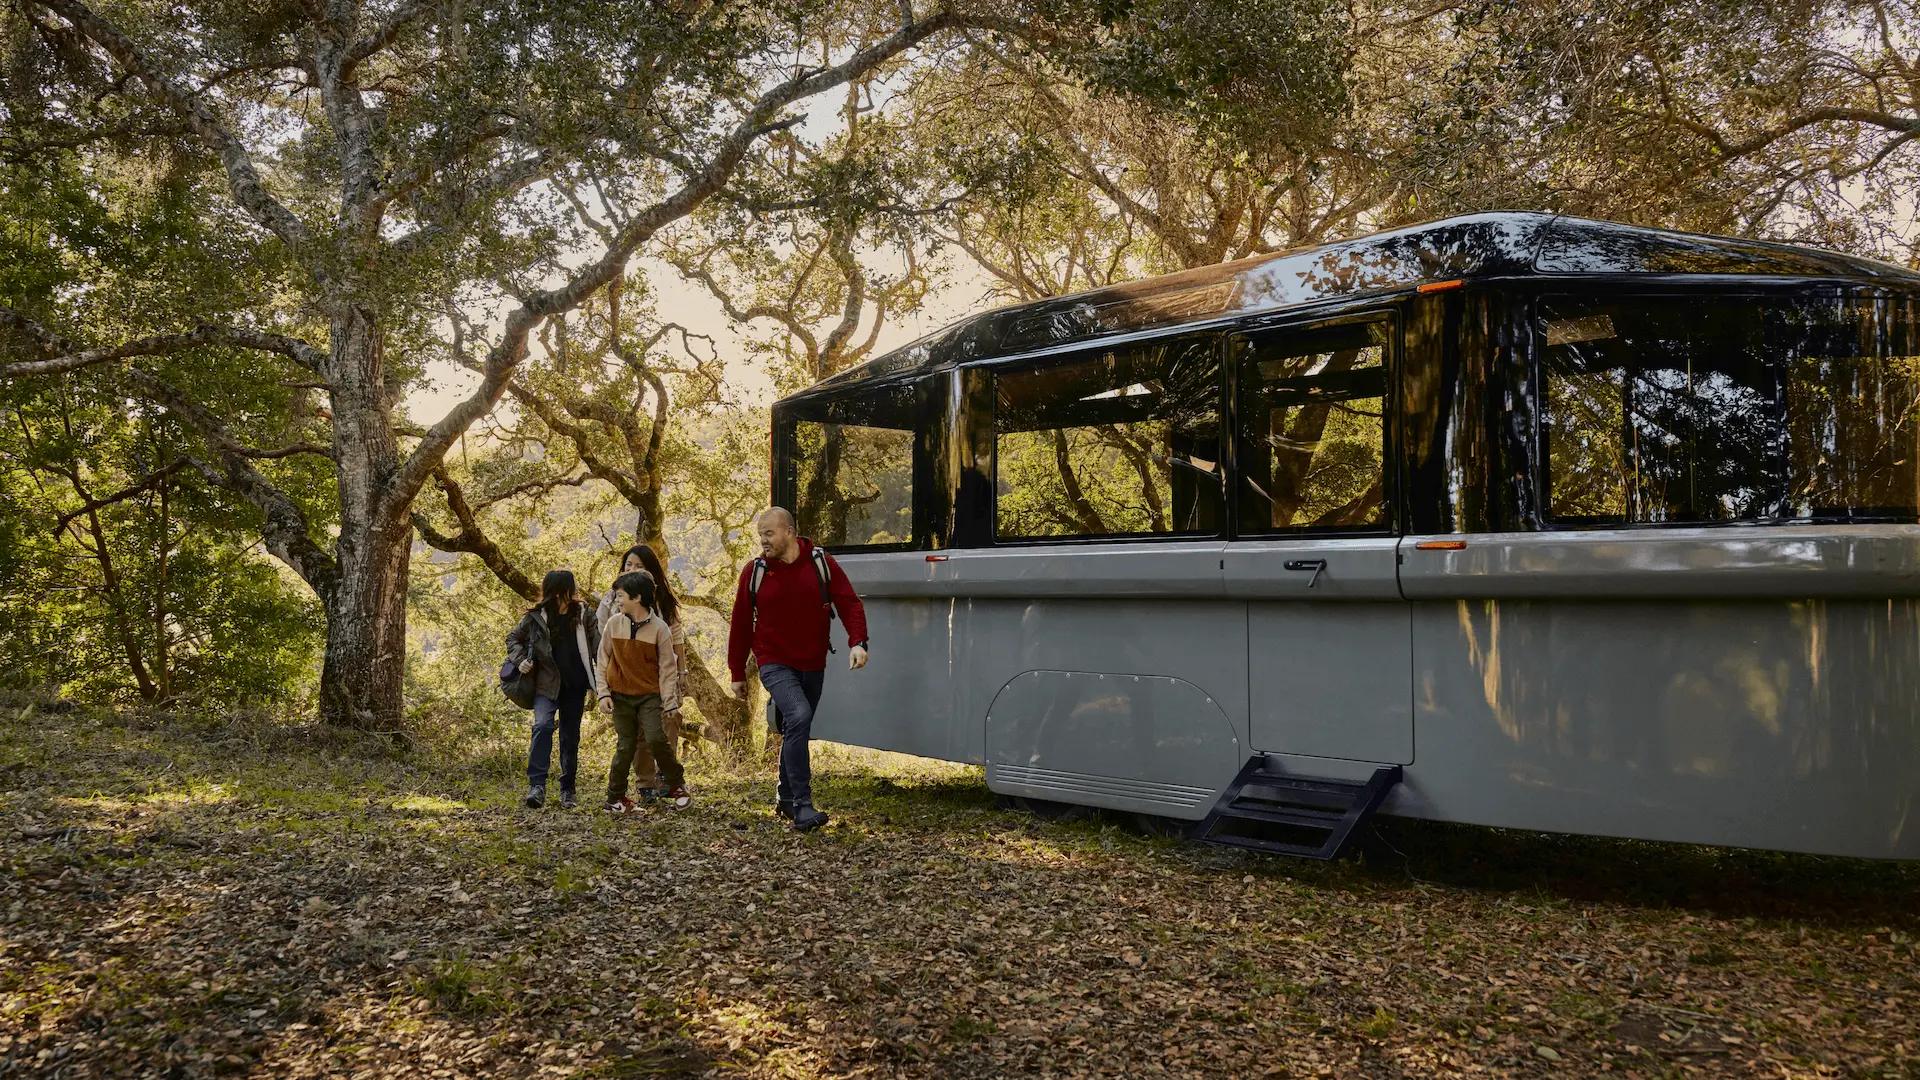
[
  {"x1": 1226, "y1": 310, "x2": 1403, "y2": 541},
  {"x1": 986, "y1": 331, "x2": 1231, "y2": 547},
  {"x1": 774, "y1": 381, "x2": 925, "y2": 554},
  {"x1": 1529, "y1": 286, "x2": 1920, "y2": 530}
]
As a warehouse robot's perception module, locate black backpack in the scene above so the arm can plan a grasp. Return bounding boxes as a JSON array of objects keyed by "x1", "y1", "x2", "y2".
[{"x1": 498, "y1": 656, "x2": 536, "y2": 710}]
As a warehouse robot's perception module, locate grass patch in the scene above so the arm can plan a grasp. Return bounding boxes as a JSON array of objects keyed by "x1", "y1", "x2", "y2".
[{"x1": 408, "y1": 956, "x2": 517, "y2": 1019}]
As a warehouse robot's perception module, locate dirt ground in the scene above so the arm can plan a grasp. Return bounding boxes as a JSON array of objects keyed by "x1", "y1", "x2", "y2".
[{"x1": 2, "y1": 705, "x2": 1915, "y2": 1078}]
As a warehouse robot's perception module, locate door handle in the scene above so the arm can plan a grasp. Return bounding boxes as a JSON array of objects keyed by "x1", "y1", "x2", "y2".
[{"x1": 1283, "y1": 558, "x2": 1327, "y2": 587}]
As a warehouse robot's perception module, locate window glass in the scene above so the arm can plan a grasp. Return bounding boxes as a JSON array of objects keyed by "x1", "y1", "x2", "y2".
[
  {"x1": 790, "y1": 384, "x2": 916, "y2": 548},
  {"x1": 1539, "y1": 294, "x2": 1920, "y2": 524},
  {"x1": 1785, "y1": 305, "x2": 1920, "y2": 519},
  {"x1": 1234, "y1": 320, "x2": 1391, "y2": 532},
  {"x1": 994, "y1": 336, "x2": 1222, "y2": 540}
]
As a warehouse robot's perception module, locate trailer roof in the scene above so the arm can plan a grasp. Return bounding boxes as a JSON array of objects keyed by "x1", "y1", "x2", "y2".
[{"x1": 791, "y1": 211, "x2": 1920, "y2": 399}]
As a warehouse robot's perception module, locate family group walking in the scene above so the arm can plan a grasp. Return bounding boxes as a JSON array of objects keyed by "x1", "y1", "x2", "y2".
[{"x1": 504, "y1": 507, "x2": 868, "y2": 831}]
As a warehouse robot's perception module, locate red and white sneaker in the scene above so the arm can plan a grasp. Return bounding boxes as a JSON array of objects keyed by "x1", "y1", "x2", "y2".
[
  {"x1": 666, "y1": 787, "x2": 691, "y2": 811},
  {"x1": 603, "y1": 797, "x2": 635, "y2": 814}
]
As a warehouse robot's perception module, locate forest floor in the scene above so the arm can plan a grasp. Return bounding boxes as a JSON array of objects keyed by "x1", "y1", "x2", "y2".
[{"x1": 1, "y1": 704, "x2": 1916, "y2": 1079}]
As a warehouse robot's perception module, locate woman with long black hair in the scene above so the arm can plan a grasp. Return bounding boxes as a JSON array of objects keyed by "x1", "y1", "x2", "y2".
[
  {"x1": 506, "y1": 569, "x2": 600, "y2": 809},
  {"x1": 597, "y1": 544, "x2": 688, "y2": 799}
]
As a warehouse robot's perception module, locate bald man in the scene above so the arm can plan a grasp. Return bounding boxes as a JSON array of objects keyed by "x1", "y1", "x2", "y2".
[{"x1": 727, "y1": 507, "x2": 869, "y2": 831}]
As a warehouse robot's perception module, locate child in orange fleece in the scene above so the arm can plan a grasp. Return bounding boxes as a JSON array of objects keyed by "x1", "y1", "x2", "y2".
[{"x1": 594, "y1": 570, "x2": 688, "y2": 811}]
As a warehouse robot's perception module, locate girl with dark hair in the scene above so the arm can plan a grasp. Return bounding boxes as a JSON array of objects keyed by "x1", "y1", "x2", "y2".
[
  {"x1": 597, "y1": 544, "x2": 688, "y2": 798},
  {"x1": 506, "y1": 569, "x2": 600, "y2": 809}
]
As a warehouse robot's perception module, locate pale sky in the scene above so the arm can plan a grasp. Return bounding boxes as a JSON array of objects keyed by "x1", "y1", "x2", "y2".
[{"x1": 404, "y1": 248, "x2": 1000, "y2": 428}]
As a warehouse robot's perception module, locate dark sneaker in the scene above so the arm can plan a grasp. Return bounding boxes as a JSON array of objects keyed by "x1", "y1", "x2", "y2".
[
  {"x1": 637, "y1": 787, "x2": 663, "y2": 802},
  {"x1": 666, "y1": 787, "x2": 692, "y2": 811},
  {"x1": 790, "y1": 803, "x2": 828, "y2": 832},
  {"x1": 524, "y1": 785, "x2": 545, "y2": 809},
  {"x1": 559, "y1": 790, "x2": 577, "y2": 810},
  {"x1": 603, "y1": 797, "x2": 635, "y2": 814}
]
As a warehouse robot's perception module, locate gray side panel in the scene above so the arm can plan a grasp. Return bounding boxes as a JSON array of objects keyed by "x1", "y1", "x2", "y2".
[
  {"x1": 1231, "y1": 535, "x2": 1412, "y2": 763},
  {"x1": 1403, "y1": 591, "x2": 1920, "y2": 860},
  {"x1": 1249, "y1": 602, "x2": 1413, "y2": 763},
  {"x1": 985, "y1": 671, "x2": 1239, "y2": 819},
  {"x1": 960, "y1": 596, "x2": 1250, "y2": 810},
  {"x1": 1401, "y1": 527, "x2": 1920, "y2": 598},
  {"x1": 1224, "y1": 536, "x2": 1403, "y2": 598},
  {"x1": 936, "y1": 542, "x2": 1228, "y2": 598},
  {"x1": 810, "y1": 553, "x2": 962, "y2": 761},
  {"x1": 808, "y1": 596, "x2": 961, "y2": 761}
]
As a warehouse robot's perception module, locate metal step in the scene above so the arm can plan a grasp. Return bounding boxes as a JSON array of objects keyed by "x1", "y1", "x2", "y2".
[{"x1": 1196, "y1": 757, "x2": 1403, "y2": 860}]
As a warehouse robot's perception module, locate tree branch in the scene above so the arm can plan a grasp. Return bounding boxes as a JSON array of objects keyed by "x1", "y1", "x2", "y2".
[
  {"x1": 381, "y1": 6, "x2": 964, "y2": 530},
  {"x1": 121, "y1": 369, "x2": 339, "y2": 596},
  {"x1": 51, "y1": 458, "x2": 190, "y2": 536},
  {"x1": 471, "y1": 471, "x2": 591, "y2": 511},
  {"x1": 342, "y1": 0, "x2": 440, "y2": 74},
  {"x1": 29, "y1": 0, "x2": 317, "y2": 257},
  {"x1": 411, "y1": 468, "x2": 541, "y2": 600},
  {"x1": 234, "y1": 442, "x2": 336, "y2": 460},
  {"x1": 0, "y1": 307, "x2": 326, "y2": 378}
]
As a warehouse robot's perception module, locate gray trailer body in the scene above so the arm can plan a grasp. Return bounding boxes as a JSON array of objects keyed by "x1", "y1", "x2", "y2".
[{"x1": 771, "y1": 212, "x2": 1920, "y2": 860}]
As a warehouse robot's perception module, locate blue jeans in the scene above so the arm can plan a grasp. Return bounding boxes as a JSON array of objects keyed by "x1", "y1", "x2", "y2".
[
  {"x1": 528, "y1": 689, "x2": 586, "y2": 791},
  {"x1": 761, "y1": 664, "x2": 825, "y2": 808}
]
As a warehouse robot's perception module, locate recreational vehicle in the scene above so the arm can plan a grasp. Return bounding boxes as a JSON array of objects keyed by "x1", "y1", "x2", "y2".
[{"x1": 769, "y1": 212, "x2": 1920, "y2": 859}]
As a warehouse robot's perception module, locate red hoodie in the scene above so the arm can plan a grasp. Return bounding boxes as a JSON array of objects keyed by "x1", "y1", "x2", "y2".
[{"x1": 727, "y1": 538, "x2": 869, "y2": 679}]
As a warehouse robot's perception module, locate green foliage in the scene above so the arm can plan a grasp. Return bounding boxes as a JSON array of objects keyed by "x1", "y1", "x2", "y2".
[
  {"x1": 1047, "y1": 0, "x2": 1351, "y2": 146},
  {"x1": 794, "y1": 421, "x2": 913, "y2": 546},
  {"x1": 0, "y1": 394, "x2": 323, "y2": 706}
]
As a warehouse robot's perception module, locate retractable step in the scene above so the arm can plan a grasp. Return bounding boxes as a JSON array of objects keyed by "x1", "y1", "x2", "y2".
[{"x1": 1196, "y1": 757, "x2": 1402, "y2": 859}]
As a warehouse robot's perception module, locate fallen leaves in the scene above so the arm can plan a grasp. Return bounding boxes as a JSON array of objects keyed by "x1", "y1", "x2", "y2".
[{"x1": 1, "y1": 711, "x2": 1916, "y2": 1078}]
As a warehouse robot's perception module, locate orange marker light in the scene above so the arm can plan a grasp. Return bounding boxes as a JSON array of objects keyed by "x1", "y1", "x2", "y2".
[
  {"x1": 1417, "y1": 278, "x2": 1466, "y2": 294},
  {"x1": 1414, "y1": 540, "x2": 1468, "y2": 551}
]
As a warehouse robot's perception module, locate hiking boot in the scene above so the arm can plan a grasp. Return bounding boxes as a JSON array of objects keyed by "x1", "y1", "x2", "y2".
[
  {"x1": 637, "y1": 787, "x2": 661, "y2": 803},
  {"x1": 790, "y1": 803, "x2": 828, "y2": 832},
  {"x1": 776, "y1": 799, "x2": 796, "y2": 821},
  {"x1": 559, "y1": 789, "x2": 578, "y2": 810},
  {"x1": 603, "y1": 796, "x2": 635, "y2": 814},
  {"x1": 523, "y1": 785, "x2": 545, "y2": 809},
  {"x1": 666, "y1": 786, "x2": 692, "y2": 811}
]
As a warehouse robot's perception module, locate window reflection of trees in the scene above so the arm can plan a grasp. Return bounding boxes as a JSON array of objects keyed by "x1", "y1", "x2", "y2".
[
  {"x1": 1236, "y1": 323, "x2": 1389, "y2": 532},
  {"x1": 794, "y1": 421, "x2": 913, "y2": 547},
  {"x1": 1542, "y1": 295, "x2": 1919, "y2": 525},
  {"x1": 995, "y1": 339, "x2": 1221, "y2": 540}
]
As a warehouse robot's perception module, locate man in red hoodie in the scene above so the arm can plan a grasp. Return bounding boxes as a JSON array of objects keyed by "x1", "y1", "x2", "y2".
[{"x1": 728, "y1": 506, "x2": 869, "y2": 831}]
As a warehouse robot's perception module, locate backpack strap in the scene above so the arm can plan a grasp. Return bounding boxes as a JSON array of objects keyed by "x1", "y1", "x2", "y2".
[
  {"x1": 811, "y1": 547, "x2": 837, "y2": 654},
  {"x1": 748, "y1": 557, "x2": 768, "y2": 627},
  {"x1": 811, "y1": 547, "x2": 835, "y2": 621}
]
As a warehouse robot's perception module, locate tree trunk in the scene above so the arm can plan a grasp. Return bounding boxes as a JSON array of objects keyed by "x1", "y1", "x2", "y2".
[
  {"x1": 317, "y1": 533, "x2": 411, "y2": 730},
  {"x1": 152, "y1": 475, "x2": 171, "y2": 701},
  {"x1": 646, "y1": 534, "x2": 748, "y2": 754},
  {"x1": 682, "y1": 644, "x2": 749, "y2": 751},
  {"x1": 317, "y1": 303, "x2": 411, "y2": 730}
]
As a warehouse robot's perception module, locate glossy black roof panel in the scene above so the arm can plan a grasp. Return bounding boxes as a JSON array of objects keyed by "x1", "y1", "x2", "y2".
[{"x1": 794, "y1": 212, "x2": 1920, "y2": 399}]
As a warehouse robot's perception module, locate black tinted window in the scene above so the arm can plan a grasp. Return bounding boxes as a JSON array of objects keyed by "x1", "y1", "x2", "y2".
[
  {"x1": 1234, "y1": 319, "x2": 1391, "y2": 533},
  {"x1": 789, "y1": 384, "x2": 916, "y2": 548},
  {"x1": 1539, "y1": 294, "x2": 1920, "y2": 524},
  {"x1": 994, "y1": 336, "x2": 1223, "y2": 540}
]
